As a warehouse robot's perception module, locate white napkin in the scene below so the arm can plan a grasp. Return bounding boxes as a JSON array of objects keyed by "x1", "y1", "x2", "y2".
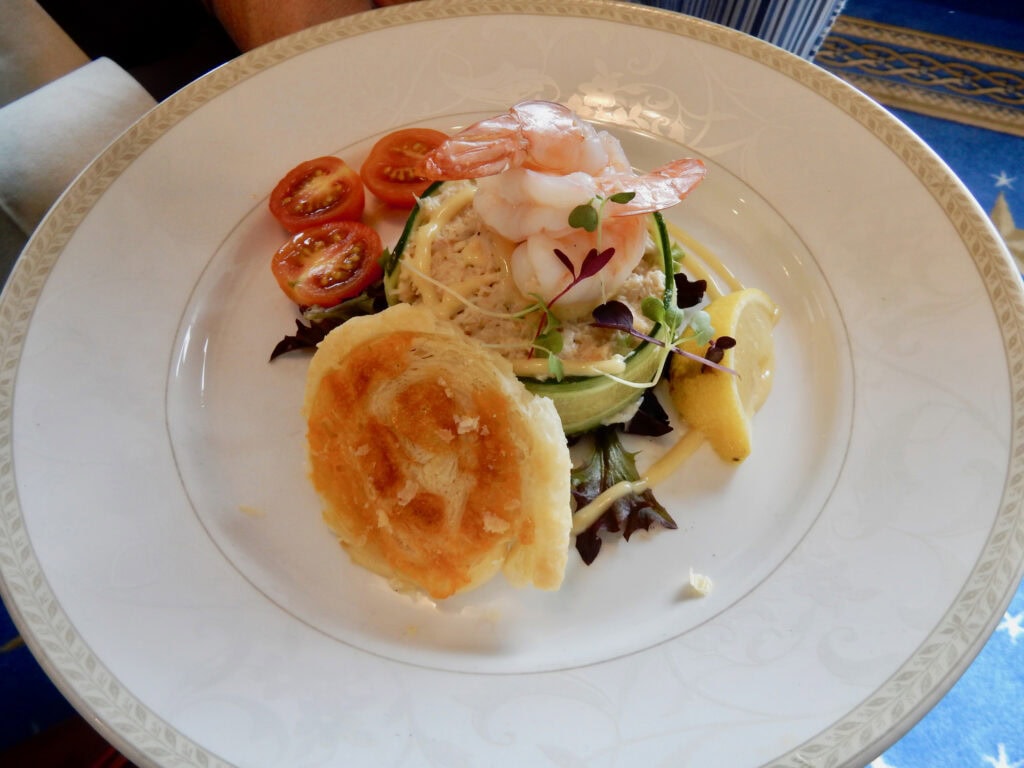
[{"x1": 0, "y1": 56, "x2": 157, "y2": 238}]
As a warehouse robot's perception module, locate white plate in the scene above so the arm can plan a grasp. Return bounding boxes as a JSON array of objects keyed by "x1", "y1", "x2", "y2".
[{"x1": 2, "y1": 1, "x2": 1022, "y2": 766}]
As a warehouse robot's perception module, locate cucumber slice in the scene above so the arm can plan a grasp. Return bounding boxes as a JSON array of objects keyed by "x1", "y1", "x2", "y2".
[
  {"x1": 382, "y1": 180, "x2": 443, "y2": 286},
  {"x1": 385, "y1": 182, "x2": 676, "y2": 435}
]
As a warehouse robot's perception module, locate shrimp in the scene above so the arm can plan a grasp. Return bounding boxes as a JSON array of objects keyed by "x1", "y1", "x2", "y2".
[
  {"x1": 420, "y1": 100, "x2": 631, "y2": 179},
  {"x1": 420, "y1": 101, "x2": 707, "y2": 212},
  {"x1": 419, "y1": 100, "x2": 707, "y2": 311},
  {"x1": 472, "y1": 158, "x2": 708, "y2": 243},
  {"x1": 510, "y1": 215, "x2": 648, "y2": 319},
  {"x1": 473, "y1": 168, "x2": 599, "y2": 242}
]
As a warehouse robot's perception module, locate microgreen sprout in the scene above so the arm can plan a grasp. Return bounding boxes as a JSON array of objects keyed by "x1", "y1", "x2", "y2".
[
  {"x1": 552, "y1": 246, "x2": 617, "y2": 304},
  {"x1": 640, "y1": 295, "x2": 687, "y2": 332},
  {"x1": 526, "y1": 194, "x2": 641, "y2": 374},
  {"x1": 642, "y1": 296, "x2": 666, "y2": 323},
  {"x1": 590, "y1": 300, "x2": 737, "y2": 375},
  {"x1": 531, "y1": 298, "x2": 565, "y2": 372},
  {"x1": 675, "y1": 272, "x2": 707, "y2": 308},
  {"x1": 568, "y1": 191, "x2": 637, "y2": 234},
  {"x1": 568, "y1": 204, "x2": 600, "y2": 233},
  {"x1": 702, "y1": 335, "x2": 737, "y2": 372},
  {"x1": 527, "y1": 246, "x2": 617, "y2": 377}
]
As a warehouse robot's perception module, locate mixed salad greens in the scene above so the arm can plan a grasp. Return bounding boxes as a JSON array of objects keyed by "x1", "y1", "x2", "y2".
[{"x1": 264, "y1": 127, "x2": 736, "y2": 567}]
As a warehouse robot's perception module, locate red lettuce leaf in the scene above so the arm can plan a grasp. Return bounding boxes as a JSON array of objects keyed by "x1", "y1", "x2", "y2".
[
  {"x1": 571, "y1": 426, "x2": 677, "y2": 565},
  {"x1": 269, "y1": 283, "x2": 386, "y2": 361}
]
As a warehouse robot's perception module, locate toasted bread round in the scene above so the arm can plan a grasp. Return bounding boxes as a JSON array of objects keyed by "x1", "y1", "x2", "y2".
[{"x1": 303, "y1": 303, "x2": 571, "y2": 599}]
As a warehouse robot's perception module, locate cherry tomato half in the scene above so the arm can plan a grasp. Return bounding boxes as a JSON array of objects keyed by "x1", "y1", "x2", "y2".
[
  {"x1": 271, "y1": 221, "x2": 383, "y2": 308},
  {"x1": 269, "y1": 156, "x2": 365, "y2": 233},
  {"x1": 360, "y1": 128, "x2": 448, "y2": 208}
]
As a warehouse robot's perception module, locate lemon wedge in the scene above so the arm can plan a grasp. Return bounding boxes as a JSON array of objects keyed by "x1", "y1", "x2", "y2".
[{"x1": 668, "y1": 288, "x2": 779, "y2": 463}]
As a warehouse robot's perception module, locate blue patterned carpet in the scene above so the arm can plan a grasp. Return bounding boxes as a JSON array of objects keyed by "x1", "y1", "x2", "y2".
[{"x1": 816, "y1": 12, "x2": 1023, "y2": 136}]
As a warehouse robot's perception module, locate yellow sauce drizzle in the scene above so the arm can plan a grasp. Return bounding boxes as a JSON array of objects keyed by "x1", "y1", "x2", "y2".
[
  {"x1": 572, "y1": 428, "x2": 705, "y2": 533},
  {"x1": 642, "y1": 427, "x2": 708, "y2": 486},
  {"x1": 408, "y1": 186, "x2": 477, "y2": 308},
  {"x1": 439, "y1": 272, "x2": 503, "y2": 319},
  {"x1": 572, "y1": 479, "x2": 648, "y2": 534}
]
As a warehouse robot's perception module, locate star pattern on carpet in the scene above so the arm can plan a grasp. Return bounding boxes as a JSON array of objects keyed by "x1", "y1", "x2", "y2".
[
  {"x1": 992, "y1": 171, "x2": 1017, "y2": 189},
  {"x1": 998, "y1": 611, "x2": 1023, "y2": 643},
  {"x1": 983, "y1": 744, "x2": 1024, "y2": 768}
]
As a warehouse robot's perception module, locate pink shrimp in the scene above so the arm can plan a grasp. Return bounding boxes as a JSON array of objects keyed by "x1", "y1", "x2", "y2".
[
  {"x1": 592, "y1": 158, "x2": 708, "y2": 215},
  {"x1": 510, "y1": 215, "x2": 649, "y2": 319},
  {"x1": 420, "y1": 100, "x2": 628, "y2": 179},
  {"x1": 418, "y1": 101, "x2": 708, "y2": 310},
  {"x1": 419, "y1": 100, "x2": 707, "y2": 215}
]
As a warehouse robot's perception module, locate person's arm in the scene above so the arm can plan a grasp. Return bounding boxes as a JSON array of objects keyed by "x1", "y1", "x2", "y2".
[{"x1": 204, "y1": 0, "x2": 374, "y2": 51}]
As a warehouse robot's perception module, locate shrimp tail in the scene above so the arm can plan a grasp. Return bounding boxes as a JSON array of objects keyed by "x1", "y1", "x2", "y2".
[
  {"x1": 419, "y1": 113, "x2": 529, "y2": 180},
  {"x1": 596, "y1": 158, "x2": 708, "y2": 215},
  {"x1": 419, "y1": 100, "x2": 602, "y2": 181}
]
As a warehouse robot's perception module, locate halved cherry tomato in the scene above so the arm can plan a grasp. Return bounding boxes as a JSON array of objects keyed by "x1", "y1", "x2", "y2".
[
  {"x1": 271, "y1": 221, "x2": 383, "y2": 308},
  {"x1": 360, "y1": 128, "x2": 448, "y2": 208},
  {"x1": 269, "y1": 156, "x2": 365, "y2": 233}
]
